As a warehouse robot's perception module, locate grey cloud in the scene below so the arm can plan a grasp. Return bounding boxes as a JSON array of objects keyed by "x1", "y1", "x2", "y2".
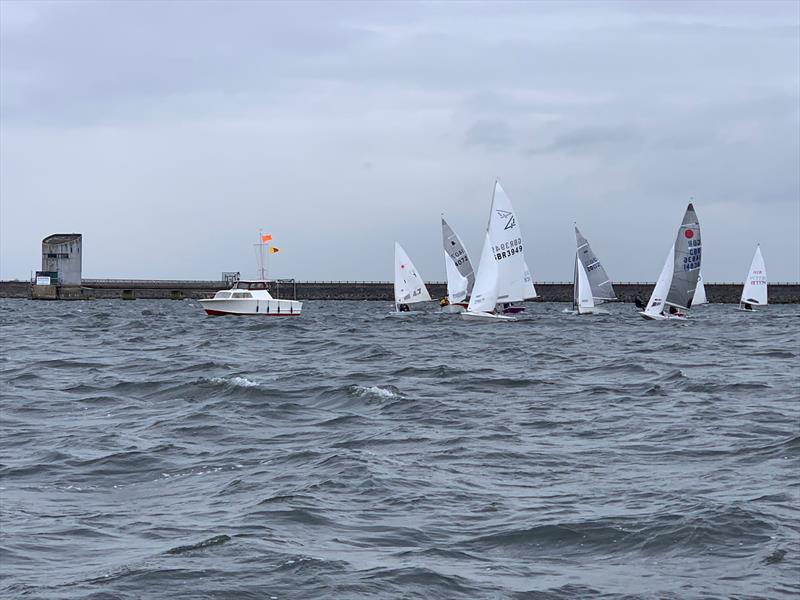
[
  {"x1": 528, "y1": 125, "x2": 644, "y2": 156},
  {"x1": 465, "y1": 119, "x2": 515, "y2": 151}
]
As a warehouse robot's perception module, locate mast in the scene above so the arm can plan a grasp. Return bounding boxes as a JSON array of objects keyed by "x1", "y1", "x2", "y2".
[{"x1": 254, "y1": 229, "x2": 269, "y2": 280}]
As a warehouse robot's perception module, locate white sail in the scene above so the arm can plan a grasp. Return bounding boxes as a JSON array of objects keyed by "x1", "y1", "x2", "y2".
[
  {"x1": 466, "y1": 232, "x2": 499, "y2": 313},
  {"x1": 693, "y1": 272, "x2": 708, "y2": 306},
  {"x1": 523, "y1": 261, "x2": 537, "y2": 300},
  {"x1": 490, "y1": 182, "x2": 532, "y2": 303},
  {"x1": 740, "y1": 245, "x2": 767, "y2": 306},
  {"x1": 575, "y1": 253, "x2": 595, "y2": 314},
  {"x1": 644, "y1": 245, "x2": 675, "y2": 317},
  {"x1": 444, "y1": 250, "x2": 469, "y2": 303},
  {"x1": 394, "y1": 242, "x2": 431, "y2": 307}
]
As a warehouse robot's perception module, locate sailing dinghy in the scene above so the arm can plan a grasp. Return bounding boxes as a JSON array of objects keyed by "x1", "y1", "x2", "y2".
[
  {"x1": 569, "y1": 226, "x2": 616, "y2": 315},
  {"x1": 737, "y1": 245, "x2": 767, "y2": 311},
  {"x1": 441, "y1": 217, "x2": 475, "y2": 313},
  {"x1": 394, "y1": 242, "x2": 432, "y2": 313},
  {"x1": 639, "y1": 203, "x2": 701, "y2": 321},
  {"x1": 460, "y1": 181, "x2": 534, "y2": 322}
]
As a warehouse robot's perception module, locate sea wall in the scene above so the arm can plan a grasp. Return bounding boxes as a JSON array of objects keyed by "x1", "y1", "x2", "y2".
[{"x1": 2, "y1": 280, "x2": 799, "y2": 302}]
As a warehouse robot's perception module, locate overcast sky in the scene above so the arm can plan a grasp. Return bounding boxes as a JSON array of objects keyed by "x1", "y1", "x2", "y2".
[{"x1": 1, "y1": 0, "x2": 798, "y2": 282}]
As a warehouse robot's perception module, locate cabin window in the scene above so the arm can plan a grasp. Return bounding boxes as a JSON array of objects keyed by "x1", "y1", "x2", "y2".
[
  {"x1": 249, "y1": 282, "x2": 266, "y2": 290},
  {"x1": 216, "y1": 291, "x2": 231, "y2": 299},
  {"x1": 236, "y1": 282, "x2": 249, "y2": 289},
  {"x1": 232, "y1": 292, "x2": 252, "y2": 299}
]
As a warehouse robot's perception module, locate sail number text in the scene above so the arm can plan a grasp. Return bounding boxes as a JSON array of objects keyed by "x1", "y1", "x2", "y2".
[
  {"x1": 683, "y1": 239, "x2": 701, "y2": 271},
  {"x1": 494, "y1": 238, "x2": 523, "y2": 261}
]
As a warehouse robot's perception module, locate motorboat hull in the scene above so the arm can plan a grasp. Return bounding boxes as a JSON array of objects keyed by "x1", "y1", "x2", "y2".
[{"x1": 198, "y1": 298, "x2": 302, "y2": 316}]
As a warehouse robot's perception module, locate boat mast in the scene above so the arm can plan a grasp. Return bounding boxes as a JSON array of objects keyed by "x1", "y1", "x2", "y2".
[{"x1": 255, "y1": 229, "x2": 268, "y2": 280}]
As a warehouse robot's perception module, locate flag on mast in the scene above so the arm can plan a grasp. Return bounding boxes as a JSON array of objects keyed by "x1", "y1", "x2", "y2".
[
  {"x1": 261, "y1": 234, "x2": 273, "y2": 243},
  {"x1": 269, "y1": 247, "x2": 280, "y2": 254}
]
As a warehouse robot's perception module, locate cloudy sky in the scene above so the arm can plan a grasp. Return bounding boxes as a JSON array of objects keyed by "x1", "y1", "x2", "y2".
[{"x1": 1, "y1": 0, "x2": 798, "y2": 282}]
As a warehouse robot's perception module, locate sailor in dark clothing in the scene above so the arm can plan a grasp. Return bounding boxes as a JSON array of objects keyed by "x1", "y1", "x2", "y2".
[
  {"x1": 398, "y1": 303, "x2": 410, "y2": 312},
  {"x1": 669, "y1": 305, "x2": 678, "y2": 315},
  {"x1": 634, "y1": 295, "x2": 646, "y2": 310}
]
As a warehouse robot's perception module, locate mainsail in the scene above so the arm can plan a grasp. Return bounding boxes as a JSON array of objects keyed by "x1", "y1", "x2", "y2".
[
  {"x1": 740, "y1": 244, "x2": 767, "y2": 305},
  {"x1": 575, "y1": 226, "x2": 616, "y2": 302},
  {"x1": 665, "y1": 203, "x2": 701, "y2": 310},
  {"x1": 491, "y1": 182, "x2": 535, "y2": 303},
  {"x1": 394, "y1": 242, "x2": 431, "y2": 307},
  {"x1": 441, "y1": 217, "x2": 474, "y2": 303}
]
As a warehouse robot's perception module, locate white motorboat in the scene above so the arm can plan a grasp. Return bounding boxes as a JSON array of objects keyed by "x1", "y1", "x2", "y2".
[{"x1": 199, "y1": 280, "x2": 302, "y2": 316}]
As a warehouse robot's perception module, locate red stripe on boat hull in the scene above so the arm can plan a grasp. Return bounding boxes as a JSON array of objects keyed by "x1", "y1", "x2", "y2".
[{"x1": 204, "y1": 309, "x2": 300, "y2": 317}]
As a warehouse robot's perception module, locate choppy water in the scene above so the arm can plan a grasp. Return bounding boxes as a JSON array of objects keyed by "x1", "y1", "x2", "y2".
[{"x1": 1, "y1": 299, "x2": 798, "y2": 599}]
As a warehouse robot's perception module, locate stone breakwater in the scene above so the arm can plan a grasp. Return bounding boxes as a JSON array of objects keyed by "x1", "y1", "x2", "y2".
[{"x1": 2, "y1": 280, "x2": 799, "y2": 303}]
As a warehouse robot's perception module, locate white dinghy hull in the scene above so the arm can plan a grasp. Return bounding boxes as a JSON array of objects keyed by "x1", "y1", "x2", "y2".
[
  {"x1": 638, "y1": 311, "x2": 686, "y2": 321},
  {"x1": 460, "y1": 311, "x2": 517, "y2": 322}
]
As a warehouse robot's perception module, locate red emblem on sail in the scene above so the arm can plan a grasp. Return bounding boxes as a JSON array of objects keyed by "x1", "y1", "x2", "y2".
[{"x1": 684, "y1": 229, "x2": 694, "y2": 239}]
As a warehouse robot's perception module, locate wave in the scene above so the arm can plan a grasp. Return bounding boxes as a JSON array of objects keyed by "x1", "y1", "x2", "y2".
[
  {"x1": 165, "y1": 534, "x2": 231, "y2": 555},
  {"x1": 350, "y1": 384, "x2": 401, "y2": 399},
  {"x1": 210, "y1": 375, "x2": 259, "y2": 388}
]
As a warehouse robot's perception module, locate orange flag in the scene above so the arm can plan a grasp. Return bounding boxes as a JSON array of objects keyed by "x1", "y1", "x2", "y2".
[
  {"x1": 261, "y1": 234, "x2": 272, "y2": 243},
  {"x1": 269, "y1": 247, "x2": 280, "y2": 254}
]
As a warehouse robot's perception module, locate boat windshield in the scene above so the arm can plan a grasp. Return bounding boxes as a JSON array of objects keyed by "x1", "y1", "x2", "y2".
[{"x1": 236, "y1": 282, "x2": 249, "y2": 289}]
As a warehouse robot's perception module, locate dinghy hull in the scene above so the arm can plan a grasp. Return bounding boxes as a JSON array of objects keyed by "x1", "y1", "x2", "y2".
[
  {"x1": 460, "y1": 311, "x2": 517, "y2": 322},
  {"x1": 638, "y1": 311, "x2": 686, "y2": 321}
]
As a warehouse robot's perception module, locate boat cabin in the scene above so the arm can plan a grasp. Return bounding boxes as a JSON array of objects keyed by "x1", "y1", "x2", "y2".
[{"x1": 210, "y1": 279, "x2": 298, "y2": 301}]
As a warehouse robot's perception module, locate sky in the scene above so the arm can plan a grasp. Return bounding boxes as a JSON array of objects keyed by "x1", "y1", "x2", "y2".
[{"x1": 1, "y1": 0, "x2": 798, "y2": 282}]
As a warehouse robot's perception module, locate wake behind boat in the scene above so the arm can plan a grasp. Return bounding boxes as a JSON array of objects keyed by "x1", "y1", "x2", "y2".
[{"x1": 640, "y1": 203, "x2": 701, "y2": 321}]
